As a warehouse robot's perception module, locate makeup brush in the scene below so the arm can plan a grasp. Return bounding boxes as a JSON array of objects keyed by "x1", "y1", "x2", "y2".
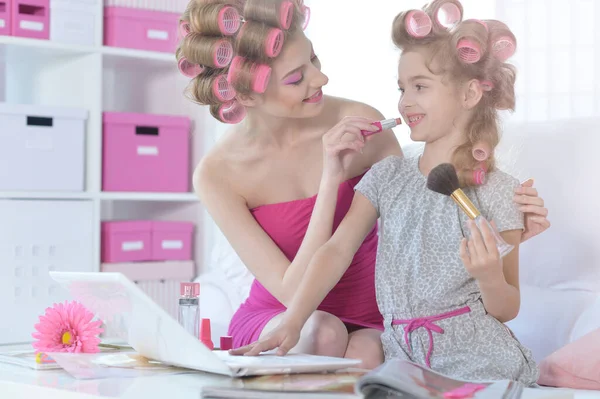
[{"x1": 426, "y1": 163, "x2": 515, "y2": 257}]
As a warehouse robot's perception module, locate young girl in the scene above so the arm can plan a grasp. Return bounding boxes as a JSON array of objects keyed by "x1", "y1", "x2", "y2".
[{"x1": 231, "y1": 0, "x2": 540, "y2": 385}]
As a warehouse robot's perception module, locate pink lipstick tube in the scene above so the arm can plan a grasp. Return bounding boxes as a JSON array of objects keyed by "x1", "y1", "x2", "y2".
[{"x1": 362, "y1": 117, "x2": 402, "y2": 136}]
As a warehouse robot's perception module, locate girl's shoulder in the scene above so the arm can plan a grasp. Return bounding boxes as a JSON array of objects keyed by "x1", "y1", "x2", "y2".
[{"x1": 477, "y1": 168, "x2": 521, "y2": 195}]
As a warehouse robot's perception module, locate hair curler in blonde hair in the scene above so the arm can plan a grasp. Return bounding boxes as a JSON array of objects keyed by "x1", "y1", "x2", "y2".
[
  {"x1": 237, "y1": 22, "x2": 285, "y2": 60},
  {"x1": 425, "y1": 0, "x2": 463, "y2": 32},
  {"x1": 227, "y1": 55, "x2": 272, "y2": 94},
  {"x1": 244, "y1": 0, "x2": 295, "y2": 30},
  {"x1": 472, "y1": 141, "x2": 491, "y2": 161},
  {"x1": 454, "y1": 19, "x2": 488, "y2": 64},
  {"x1": 180, "y1": 3, "x2": 241, "y2": 38},
  {"x1": 405, "y1": 10, "x2": 433, "y2": 38},
  {"x1": 486, "y1": 20, "x2": 517, "y2": 61},
  {"x1": 178, "y1": 57, "x2": 205, "y2": 78},
  {"x1": 210, "y1": 100, "x2": 247, "y2": 124},
  {"x1": 182, "y1": 34, "x2": 234, "y2": 69},
  {"x1": 193, "y1": 73, "x2": 237, "y2": 104},
  {"x1": 473, "y1": 164, "x2": 487, "y2": 185}
]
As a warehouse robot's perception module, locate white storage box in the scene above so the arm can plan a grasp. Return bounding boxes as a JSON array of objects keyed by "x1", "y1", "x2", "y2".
[
  {"x1": 0, "y1": 103, "x2": 88, "y2": 192},
  {"x1": 0, "y1": 199, "x2": 95, "y2": 345},
  {"x1": 50, "y1": 0, "x2": 99, "y2": 46}
]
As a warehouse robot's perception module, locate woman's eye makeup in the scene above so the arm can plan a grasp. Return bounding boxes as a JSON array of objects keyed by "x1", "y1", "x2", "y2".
[{"x1": 283, "y1": 71, "x2": 303, "y2": 85}]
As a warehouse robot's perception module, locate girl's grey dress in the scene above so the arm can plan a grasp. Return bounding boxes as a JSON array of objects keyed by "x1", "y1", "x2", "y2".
[{"x1": 354, "y1": 155, "x2": 539, "y2": 385}]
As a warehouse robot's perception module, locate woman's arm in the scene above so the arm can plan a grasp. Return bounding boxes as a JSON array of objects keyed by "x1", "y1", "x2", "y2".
[
  {"x1": 194, "y1": 157, "x2": 339, "y2": 307},
  {"x1": 194, "y1": 117, "x2": 377, "y2": 307},
  {"x1": 231, "y1": 192, "x2": 380, "y2": 356}
]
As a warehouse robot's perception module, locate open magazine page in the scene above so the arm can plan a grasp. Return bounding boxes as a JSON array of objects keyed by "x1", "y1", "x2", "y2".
[
  {"x1": 49, "y1": 351, "x2": 194, "y2": 380},
  {"x1": 201, "y1": 369, "x2": 367, "y2": 399},
  {"x1": 356, "y1": 359, "x2": 524, "y2": 399}
]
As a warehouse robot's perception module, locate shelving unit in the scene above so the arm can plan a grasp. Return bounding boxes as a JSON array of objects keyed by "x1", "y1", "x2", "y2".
[{"x1": 0, "y1": 2, "x2": 219, "y2": 330}]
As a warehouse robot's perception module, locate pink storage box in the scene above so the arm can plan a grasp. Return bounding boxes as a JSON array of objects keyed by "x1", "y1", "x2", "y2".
[
  {"x1": 12, "y1": 0, "x2": 50, "y2": 39},
  {"x1": 101, "y1": 221, "x2": 152, "y2": 263},
  {"x1": 104, "y1": 6, "x2": 179, "y2": 53},
  {"x1": 101, "y1": 260, "x2": 195, "y2": 282},
  {"x1": 102, "y1": 112, "x2": 191, "y2": 193},
  {"x1": 152, "y1": 221, "x2": 194, "y2": 261},
  {"x1": 0, "y1": 0, "x2": 10, "y2": 36}
]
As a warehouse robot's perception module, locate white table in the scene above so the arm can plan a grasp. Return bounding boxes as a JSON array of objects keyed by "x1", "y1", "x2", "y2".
[{"x1": 0, "y1": 349, "x2": 597, "y2": 399}]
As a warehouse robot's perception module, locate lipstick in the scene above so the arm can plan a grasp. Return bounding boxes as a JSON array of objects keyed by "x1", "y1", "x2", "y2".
[{"x1": 362, "y1": 117, "x2": 402, "y2": 136}]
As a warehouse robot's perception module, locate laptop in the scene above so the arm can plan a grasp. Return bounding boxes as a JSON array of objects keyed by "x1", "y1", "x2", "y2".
[{"x1": 49, "y1": 271, "x2": 361, "y2": 377}]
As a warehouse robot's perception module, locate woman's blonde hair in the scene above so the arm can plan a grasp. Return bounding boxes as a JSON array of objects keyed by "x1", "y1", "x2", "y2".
[
  {"x1": 176, "y1": 0, "x2": 308, "y2": 123},
  {"x1": 392, "y1": 0, "x2": 518, "y2": 187}
]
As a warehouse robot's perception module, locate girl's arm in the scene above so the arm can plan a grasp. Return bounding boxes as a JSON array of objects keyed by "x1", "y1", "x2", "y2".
[
  {"x1": 460, "y1": 221, "x2": 522, "y2": 322},
  {"x1": 230, "y1": 192, "x2": 379, "y2": 356}
]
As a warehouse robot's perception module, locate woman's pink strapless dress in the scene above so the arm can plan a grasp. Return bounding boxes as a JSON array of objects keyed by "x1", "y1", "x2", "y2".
[{"x1": 227, "y1": 173, "x2": 383, "y2": 348}]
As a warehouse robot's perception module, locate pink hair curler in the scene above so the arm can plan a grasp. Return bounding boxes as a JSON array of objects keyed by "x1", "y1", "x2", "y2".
[
  {"x1": 227, "y1": 55, "x2": 243, "y2": 84},
  {"x1": 492, "y1": 36, "x2": 516, "y2": 61},
  {"x1": 456, "y1": 38, "x2": 481, "y2": 63},
  {"x1": 301, "y1": 5, "x2": 310, "y2": 30},
  {"x1": 214, "y1": 74, "x2": 236, "y2": 102},
  {"x1": 279, "y1": 1, "x2": 294, "y2": 30},
  {"x1": 405, "y1": 10, "x2": 432, "y2": 38},
  {"x1": 178, "y1": 58, "x2": 205, "y2": 78},
  {"x1": 218, "y1": 5, "x2": 241, "y2": 36},
  {"x1": 179, "y1": 21, "x2": 191, "y2": 40},
  {"x1": 227, "y1": 56, "x2": 272, "y2": 94},
  {"x1": 472, "y1": 141, "x2": 491, "y2": 161},
  {"x1": 213, "y1": 39, "x2": 234, "y2": 68},
  {"x1": 469, "y1": 18, "x2": 488, "y2": 31},
  {"x1": 251, "y1": 64, "x2": 272, "y2": 93},
  {"x1": 219, "y1": 100, "x2": 246, "y2": 124},
  {"x1": 265, "y1": 28, "x2": 284, "y2": 57},
  {"x1": 473, "y1": 167, "x2": 486, "y2": 185},
  {"x1": 479, "y1": 80, "x2": 494, "y2": 91},
  {"x1": 434, "y1": 1, "x2": 462, "y2": 29}
]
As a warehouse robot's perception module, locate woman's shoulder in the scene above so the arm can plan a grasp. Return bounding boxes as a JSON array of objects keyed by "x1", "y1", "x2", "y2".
[
  {"x1": 328, "y1": 96, "x2": 386, "y2": 120},
  {"x1": 192, "y1": 128, "x2": 243, "y2": 195}
]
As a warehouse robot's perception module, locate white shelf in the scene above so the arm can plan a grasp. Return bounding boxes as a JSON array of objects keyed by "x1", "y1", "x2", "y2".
[
  {"x1": 101, "y1": 46, "x2": 174, "y2": 63},
  {"x1": 0, "y1": 33, "x2": 211, "y2": 277},
  {"x1": 0, "y1": 36, "x2": 95, "y2": 58},
  {"x1": 0, "y1": 36, "x2": 176, "y2": 66},
  {"x1": 99, "y1": 192, "x2": 198, "y2": 202},
  {"x1": 0, "y1": 191, "x2": 93, "y2": 200}
]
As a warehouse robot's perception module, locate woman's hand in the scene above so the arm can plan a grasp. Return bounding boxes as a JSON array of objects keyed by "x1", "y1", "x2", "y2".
[
  {"x1": 322, "y1": 116, "x2": 379, "y2": 184},
  {"x1": 229, "y1": 319, "x2": 302, "y2": 357},
  {"x1": 460, "y1": 218, "x2": 503, "y2": 284},
  {"x1": 513, "y1": 179, "x2": 550, "y2": 242}
]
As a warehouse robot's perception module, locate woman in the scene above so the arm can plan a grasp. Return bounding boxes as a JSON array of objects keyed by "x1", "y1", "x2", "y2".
[{"x1": 177, "y1": 0, "x2": 550, "y2": 369}]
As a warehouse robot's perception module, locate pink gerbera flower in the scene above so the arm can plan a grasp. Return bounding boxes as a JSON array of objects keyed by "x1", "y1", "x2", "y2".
[{"x1": 32, "y1": 301, "x2": 104, "y2": 353}]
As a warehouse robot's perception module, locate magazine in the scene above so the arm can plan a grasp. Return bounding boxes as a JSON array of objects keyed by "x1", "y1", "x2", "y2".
[
  {"x1": 0, "y1": 343, "x2": 132, "y2": 371},
  {"x1": 201, "y1": 368, "x2": 366, "y2": 398},
  {"x1": 356, "y1": 359, "x2": 517, "y2": 398},
  {"x1": 202, "y1": 359, "x2": 573, "y2": 399}
]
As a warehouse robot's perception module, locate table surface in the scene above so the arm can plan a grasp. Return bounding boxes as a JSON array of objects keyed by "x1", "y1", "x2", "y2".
[{"x1": 0, "y1": 345, "x2": 596, "y2": 399}]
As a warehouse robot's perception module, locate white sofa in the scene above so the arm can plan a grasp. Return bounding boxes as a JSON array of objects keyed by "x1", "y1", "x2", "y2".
[{"x1": 196, "y1": 117, "x2": 600, "y2": 367}]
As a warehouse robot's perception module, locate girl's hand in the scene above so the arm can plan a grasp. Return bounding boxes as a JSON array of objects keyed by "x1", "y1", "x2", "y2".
[
  {"x1": 322, "y1": 116, "x2": 379, "y2": 184},
  {"x1": 514, "y1": 179, "x2": 550, "y2": 242},
  {"x1": 228, "y1": 318, "x2": 302, "y2": 357},
  {"x1": 460, "y1": 218, "x2": 503, "y2": 284}
]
